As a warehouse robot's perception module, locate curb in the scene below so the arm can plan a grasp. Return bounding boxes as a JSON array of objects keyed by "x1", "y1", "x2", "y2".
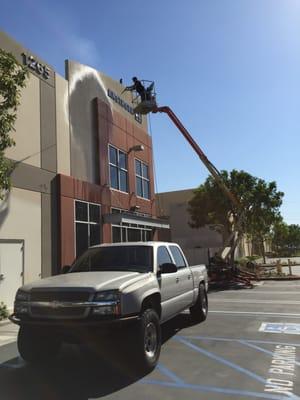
[{"x1": 258, "y1": 276, "x2": 300, "y2": 281}]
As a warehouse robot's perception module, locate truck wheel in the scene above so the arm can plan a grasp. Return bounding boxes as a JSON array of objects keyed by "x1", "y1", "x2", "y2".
[
  {"x1": 18, "y1": 326, "x2": 61, "y2": 363},
  {"x1": 131, "y1": 309, "x2": 161, "y2": 373},
  {"x1": 189, "y1": 283, "x2": 208, "y2": 323}
]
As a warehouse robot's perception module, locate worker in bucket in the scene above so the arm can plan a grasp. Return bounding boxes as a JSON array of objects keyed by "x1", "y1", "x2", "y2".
[{"x1": 124, "y1": 77, "x2": 147, "y2": 101}]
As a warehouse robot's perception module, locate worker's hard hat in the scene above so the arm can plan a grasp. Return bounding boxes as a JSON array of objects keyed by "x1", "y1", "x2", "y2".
[{"x1": 132, "y1": 77, "x2": 137, "y2": 81}]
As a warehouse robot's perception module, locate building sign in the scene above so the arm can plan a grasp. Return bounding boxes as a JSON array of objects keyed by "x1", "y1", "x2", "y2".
[
  {"x1": 22, "y1": 53, "x2": 51, "y2": 80},
  {"x1": 107, "y1": 89, "x2": 142, "y2": 124}
]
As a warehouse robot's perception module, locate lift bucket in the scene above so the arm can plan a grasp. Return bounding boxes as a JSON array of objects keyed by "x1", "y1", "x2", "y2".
[{"x1": 133, "y1": 99, "x2": 157, "y2": 115}]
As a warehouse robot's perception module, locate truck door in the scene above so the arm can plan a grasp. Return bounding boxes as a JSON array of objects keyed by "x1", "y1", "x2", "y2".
[
  {"x1": 157, "y1": 245, "x2": 182, "y2": 321},
  {"x1": 168, "y1": 245, "x2": 194, "y2": 310}
]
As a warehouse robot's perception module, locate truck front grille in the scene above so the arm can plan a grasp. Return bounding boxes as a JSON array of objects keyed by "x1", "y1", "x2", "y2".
[
  {"x1": 30, "y1": 290, "x2": 92, "y2": 319},
  {"x1": 30, "y1": 290, "x2": 90, "y2": 302}
]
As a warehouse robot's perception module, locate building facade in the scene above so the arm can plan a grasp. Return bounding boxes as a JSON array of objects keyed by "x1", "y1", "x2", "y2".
[
  {"x1": 156, "y1": 189, "x2": 223, "y2": 265},
  {"x1": 0, "y1": 31, "x2": 168, "y2": 309}
]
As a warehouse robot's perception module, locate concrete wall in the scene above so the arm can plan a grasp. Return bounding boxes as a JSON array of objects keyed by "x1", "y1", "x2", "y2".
[
  {"x1": 56, "y1": 74, "x2": 71, "y2": 175},
  {"x1": 5, "y1": 74, "x2": 41, "y2": 167},
  {"x1": 0, "y1": 31, "x2": 64, "y2": 280},
  {"x1": 0, "y1": 188, "x2": 41, "y2": 283},
  {"x1": 156, "y1": 189, "x2": 223, "y2": 264}
]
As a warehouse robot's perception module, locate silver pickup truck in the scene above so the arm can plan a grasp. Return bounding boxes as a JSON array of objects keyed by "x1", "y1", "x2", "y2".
[{"x1": 10, "y1": 242, "x2": 208, "y2": 372}]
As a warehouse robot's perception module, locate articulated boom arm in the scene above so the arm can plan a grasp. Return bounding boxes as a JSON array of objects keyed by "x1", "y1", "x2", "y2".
[{"x1": 152, "y1": 106, "x2": 240, "y2": 210}]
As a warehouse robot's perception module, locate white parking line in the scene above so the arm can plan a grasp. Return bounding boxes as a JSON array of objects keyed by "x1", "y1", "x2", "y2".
[
  {"x1": 219, "y1": 291, "x2": 300, "y2": 295},
  {"x1": 210, "y1": 311, "x2": 300, "y2": 317},
  {"x1": 209, "y1": 299, "x2": 300, "y2": 305}
]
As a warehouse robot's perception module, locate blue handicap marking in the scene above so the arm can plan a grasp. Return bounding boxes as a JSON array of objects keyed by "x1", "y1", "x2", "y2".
[{"x1": 260, "y1": 322, "x2": 300, "y2": 335}]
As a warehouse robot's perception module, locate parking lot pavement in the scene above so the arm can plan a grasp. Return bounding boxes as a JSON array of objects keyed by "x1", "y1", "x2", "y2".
[{"x1": 0, "y1": 281, "x2": 300, "y2": 400}]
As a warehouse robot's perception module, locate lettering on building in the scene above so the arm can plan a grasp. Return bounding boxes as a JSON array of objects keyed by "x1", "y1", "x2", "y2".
[
  {"x1": 22, "y1": 53, "x2": 50, "y2": 80},
  {"x1": 107, "y1": 89, "x2": 142, "y2": 124}
]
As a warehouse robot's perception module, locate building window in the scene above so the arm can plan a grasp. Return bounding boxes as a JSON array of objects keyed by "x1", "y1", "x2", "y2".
[
  {"x1": 75, "y1": 201, "x2": 101, "y2": 257},
  {"x1": 111, "y1": 208, "x2": 152, "y2": 243},
  {"x1": 109, "y1": 145, "x2": 128, "y2": 192},
  {"x1": 135, "y1": 159, "x2": 150, "y2": 199}
]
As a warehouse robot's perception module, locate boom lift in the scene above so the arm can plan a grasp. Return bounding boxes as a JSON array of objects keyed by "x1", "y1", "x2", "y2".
[{"x1": 130, "y1": 82, "x2": 253, "y2": 287}]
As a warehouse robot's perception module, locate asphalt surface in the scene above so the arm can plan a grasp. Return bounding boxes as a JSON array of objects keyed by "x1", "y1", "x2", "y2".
[{"x1": 1, "y1": 280, "x2": 300, "y2": 400}]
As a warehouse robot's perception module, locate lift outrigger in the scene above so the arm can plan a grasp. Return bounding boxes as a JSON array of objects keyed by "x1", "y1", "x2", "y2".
[{"x1": 130, "y1": 81, "x2": 254, "y2": 287}]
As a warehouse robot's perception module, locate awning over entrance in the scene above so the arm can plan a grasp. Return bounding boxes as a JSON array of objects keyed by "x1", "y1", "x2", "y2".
[{"x1": 103, "y1": 212, "x2": 170, "y2": 229}]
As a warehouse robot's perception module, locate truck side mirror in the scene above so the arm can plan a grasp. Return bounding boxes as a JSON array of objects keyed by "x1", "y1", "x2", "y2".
[
  {"x1": 160, "y1": 263, "x2": 177, "y2": 274},
  {"x1": 61, "y1": 265, "x2": 71, "y2": 274}
]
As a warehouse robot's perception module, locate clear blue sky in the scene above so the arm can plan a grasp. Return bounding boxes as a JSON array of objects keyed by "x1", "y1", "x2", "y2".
[{"x1": 1, "y1": 0, "x2": 300, "y2": 224}]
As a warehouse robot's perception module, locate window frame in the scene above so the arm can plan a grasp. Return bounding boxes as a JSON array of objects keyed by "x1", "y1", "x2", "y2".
[
  {"x1": 74, "y1": 200, "x2": 101, "y2": 258},
  {"x1": 135, "y1": 158, "x2": 150, "y2": 200},
  {"x1": 110, "y1": 208, "x2": 152, "y2": 243},
  {"x1": 108, "y1": 144, "x2": 128, "y2": 193}
]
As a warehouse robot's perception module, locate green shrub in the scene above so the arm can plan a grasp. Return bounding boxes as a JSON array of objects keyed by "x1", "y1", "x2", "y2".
[{"x1": 0, "y1": 302, "x2": 9, "y2": 320}]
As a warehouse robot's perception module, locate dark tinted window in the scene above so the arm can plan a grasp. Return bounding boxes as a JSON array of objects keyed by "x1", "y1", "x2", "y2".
[
  {"x1": 157, "y1": 246, "x2": 172, "y2": 268},
  {"x1": 128, "y1": 228, "x2": 141, "y2": 242},
  {"x1": 89, "y1": 204, "x2": 100, "y2": 223},
  {"x1": 76, "y1": 201, "x2": 88, "y2": 221},
  {"x1": 76, "y1": 223, "x2": 89, "y2": 257},
  {"x1": 109, "y1": 145, "x2": 128, "y2": 192},
  {"x1": 136, "y1": 177, "x2": 143, "y2": 197},
  {"x1": 75, "y1": 201, "x2": 101, "y2": 257},
  {"x1": 119, "y1": 152, "x2": 127, "y2": 169},
  {"x1": 110, "y1": 166, "x2": 118, "y2": 189},
  {"x1": 120, "y1": 170, "x2": 127, "y2": 192},
  {"x1": 135, "y1": 159, "x2": 142, "y2": 175},
  {"x1": 143, "y1": 180, "x2": 150, "y2": 199},
  {"x1": 142, "y1": 163, "x2": 149, "y2": 179},
  {"x1": 169, "y1": 246, "x2": 186, "y2": 269},
  {"x1": 145, "y1": 230, "x2": 152, "y2": 241},
  {"x1": 112, "y1": 226, "x2": 121, "y2": 243},
  {"x1": 109, "y1": 146, "x2": 117, "y2": 165},
  {"x1": 71, "y1": 246, "x2": 153, "y2": 273},
  {"x1": 90, "y1": 224, "x2": 100, "y2": 247}
]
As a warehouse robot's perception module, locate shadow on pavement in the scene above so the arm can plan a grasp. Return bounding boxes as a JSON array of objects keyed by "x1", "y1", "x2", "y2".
[{"x1": 0, "y1": 313, "x2": 197, "y2": 400}]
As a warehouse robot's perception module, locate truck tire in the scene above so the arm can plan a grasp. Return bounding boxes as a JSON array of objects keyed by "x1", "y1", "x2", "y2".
[
  {"x1": 18, "y1": 326, "x2": 61, "y2": 363},
  {"x1": 189, "y1": 283, "x2": 208, "y2": 323},
  {"x1": 131, "y1": 309, "x2": 161, "y2": 373}
]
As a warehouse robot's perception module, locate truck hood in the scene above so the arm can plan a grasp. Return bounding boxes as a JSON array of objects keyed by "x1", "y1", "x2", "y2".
[{"x1": 21, "y1": 271, "x2": 150, "y2": 292}]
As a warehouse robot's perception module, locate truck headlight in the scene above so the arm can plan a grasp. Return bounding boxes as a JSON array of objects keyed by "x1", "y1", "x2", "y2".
[
  {"x1": 94, "y1": 290, "x2": 120, "y2": 302},
  {"x1": 15, "y1": 290, "x2": 30, "y2": 302},
  {"x1": 92, "y1": 291, "x2": 120, "y2": 315},
  {"x1": 14, "y1": 290, "x2": 30, "y2": 314},
  {"x1": 15, "y1": 304, "x2": 29, "y2": 314}
]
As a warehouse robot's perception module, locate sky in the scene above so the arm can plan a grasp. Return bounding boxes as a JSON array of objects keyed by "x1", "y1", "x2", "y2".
[{"x1": 1, "y1": 0, "x2": 300, "y2": 224}]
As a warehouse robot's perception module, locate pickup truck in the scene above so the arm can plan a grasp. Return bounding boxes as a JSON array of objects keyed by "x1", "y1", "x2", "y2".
[{"x1": 10, "y1": 242, "x2": 208, "y2": 372}]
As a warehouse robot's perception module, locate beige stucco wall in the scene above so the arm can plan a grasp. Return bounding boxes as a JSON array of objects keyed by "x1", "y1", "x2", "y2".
[
  {"x1": 5, "y1": 74, "x2": 41, "y2": 167},
  {"x1": 56, "y1": 74, "x2": 71, "y2": 175},
  {"x1": 0, "y1": 188, "x2": 41, "y2": 283},
  {"x1": 156, "y1": 189, "x2": 223, "y2": 264}
]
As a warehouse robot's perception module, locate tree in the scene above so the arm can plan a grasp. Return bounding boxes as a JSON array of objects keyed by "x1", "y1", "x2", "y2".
[
  {"x1": 0, "y1": 49, "x2": 28, "y2": 199},
  {"x1": 188, "y1": 170, "x2": 284, "y2": 261},
  {"x1": 271, "y1": 222, "x2": 300, "y2": 256},
  {"x1": 270, "y1": 220, "x2": 289, "y2": 255}
]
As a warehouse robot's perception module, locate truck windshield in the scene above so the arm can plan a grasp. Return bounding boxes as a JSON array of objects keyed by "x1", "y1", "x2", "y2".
[{"x1": 70, "y1": 246, "x2": 153, "y2": 273}]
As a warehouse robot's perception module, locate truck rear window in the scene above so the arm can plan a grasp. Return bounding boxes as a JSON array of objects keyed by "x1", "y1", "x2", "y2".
[{"x1": 70, "y1": 246, "x2": 153, "y2": 273}]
